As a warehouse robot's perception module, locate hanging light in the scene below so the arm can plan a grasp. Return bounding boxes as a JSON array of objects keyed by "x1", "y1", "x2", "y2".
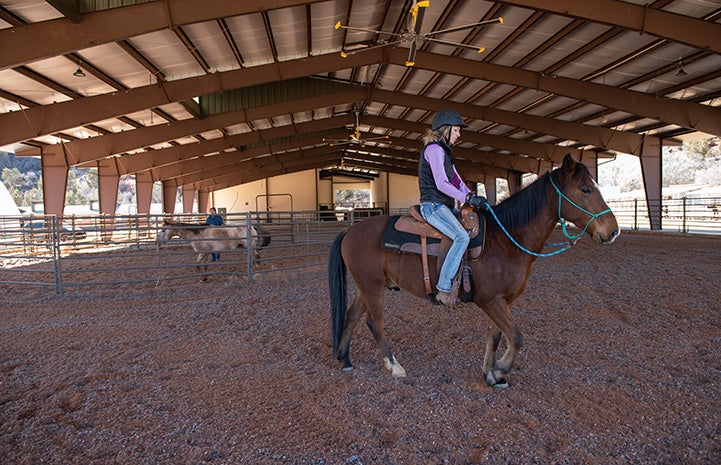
[
  {"x1": 675, "y1": 59, "x2": 687, "y2": 77},
  {"x1": 73, "y1": 66, "x2": 86, "y2": 78}
]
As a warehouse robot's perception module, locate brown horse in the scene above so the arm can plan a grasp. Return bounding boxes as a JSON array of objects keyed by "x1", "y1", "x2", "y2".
[{"x1": 328, "y1": 154, "x2": 619, "y2": 387}]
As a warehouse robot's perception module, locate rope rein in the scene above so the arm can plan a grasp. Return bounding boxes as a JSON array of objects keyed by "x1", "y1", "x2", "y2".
[{"x1": 484, "y1": 173, "x2": 613, "y2": 258}]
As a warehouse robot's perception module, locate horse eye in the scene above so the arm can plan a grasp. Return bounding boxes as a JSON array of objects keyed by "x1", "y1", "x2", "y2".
[{"x1": 581, "y1": 186, "x2": 592, "y2": 194}]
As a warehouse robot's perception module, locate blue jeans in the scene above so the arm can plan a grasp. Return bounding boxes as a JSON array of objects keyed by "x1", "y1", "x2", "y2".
[{"x1": 420, "y1": 202, "x2": 470, "y2": 293}]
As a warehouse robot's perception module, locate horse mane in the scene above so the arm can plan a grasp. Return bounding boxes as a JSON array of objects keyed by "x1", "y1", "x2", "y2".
[
  {"x1": 487, "y1": 170, "x2": 553, "y2": 234},
  {"x1": 162, "y1": 220, "x2": 208, "y2": 235},
  {"x1": 163, "y1": 221, "x2": 206, "y2": 227}
]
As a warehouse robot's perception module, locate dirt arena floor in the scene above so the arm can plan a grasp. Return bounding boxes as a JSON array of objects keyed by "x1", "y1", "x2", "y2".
[{"x1": 1, "y1": 230, "x2": 720, "y2": 464}]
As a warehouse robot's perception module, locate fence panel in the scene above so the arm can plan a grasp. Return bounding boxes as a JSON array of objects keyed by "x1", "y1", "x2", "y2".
[{"x1": 1, "y1": 202, "x2": 719, "y2": 293}]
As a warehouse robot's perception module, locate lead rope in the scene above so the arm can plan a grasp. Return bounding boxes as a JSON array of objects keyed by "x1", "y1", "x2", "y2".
[
  {"x1": 485, "y1": 174, "x2": 613, "y2": 258},
  {"x1": 485, "y1": 204, "x2": 575, "y2": 258}
]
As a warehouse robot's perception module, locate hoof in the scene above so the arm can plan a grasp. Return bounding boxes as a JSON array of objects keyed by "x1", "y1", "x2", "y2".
[
  {"x1": 485, "y1": 371, "x2": 509, "y2": 388},
  {"x1": 340, "y1": 366, "x2": 353, "y2": 373},
  {"x1": 384, "y1": 356, "x2": 407, "y2": 378}
]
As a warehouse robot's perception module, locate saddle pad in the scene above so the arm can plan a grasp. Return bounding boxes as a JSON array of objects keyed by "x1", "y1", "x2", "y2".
[{"x1": 381, "y1": 216, "x2": 442, "y2": 257}]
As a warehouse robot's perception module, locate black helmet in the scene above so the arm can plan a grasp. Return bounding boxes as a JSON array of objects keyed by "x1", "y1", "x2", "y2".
[{"x1": 432, "y1": 110, "x2": 467, "y2": 130}]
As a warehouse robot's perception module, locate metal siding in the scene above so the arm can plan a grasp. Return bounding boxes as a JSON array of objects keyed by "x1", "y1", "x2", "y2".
[{"x1": 199, "y1": 78, "x2": 357, "y2": 115}]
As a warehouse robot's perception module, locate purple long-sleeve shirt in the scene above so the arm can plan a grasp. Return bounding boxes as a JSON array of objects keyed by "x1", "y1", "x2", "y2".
[{"x1": 423, "y1": 143, "x2": 472, "y2": 203}]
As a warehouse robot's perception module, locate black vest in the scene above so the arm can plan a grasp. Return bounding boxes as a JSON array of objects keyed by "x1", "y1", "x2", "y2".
[{"x1": 418, "y1": 141, "x2": 456, "y2": 209}]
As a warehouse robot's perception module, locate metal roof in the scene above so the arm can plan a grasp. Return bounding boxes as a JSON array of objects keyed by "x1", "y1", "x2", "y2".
[{"x1": 1, "y1": 0, "x2": 720, "y2": 192}]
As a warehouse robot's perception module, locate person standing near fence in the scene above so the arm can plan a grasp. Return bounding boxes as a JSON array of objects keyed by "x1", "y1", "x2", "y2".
[{"x1": 205, "y1": 207, "x2": 223, "y2": 261}]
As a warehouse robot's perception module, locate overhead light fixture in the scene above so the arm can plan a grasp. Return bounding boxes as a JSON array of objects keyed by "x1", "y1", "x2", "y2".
[
  {"x1": 73, "y1": 67, "x2": 86, "y2": 78},
  {"x1": 675, "y1": 59, "x2": 687, "y2": 77}
]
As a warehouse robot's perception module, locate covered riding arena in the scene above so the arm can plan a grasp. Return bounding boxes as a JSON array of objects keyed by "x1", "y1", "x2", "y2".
[
  {"x1": 1, "y1": 230, "x2": 720, "y2": 463},
  {"x1": 2, "y1": 0, "x2": 721, "y2": 463}
]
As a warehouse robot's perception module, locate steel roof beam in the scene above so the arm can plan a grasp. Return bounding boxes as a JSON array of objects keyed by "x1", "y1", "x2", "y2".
[
  {"x1": 168, "y1": 146, "x2": 340, "y2": 188},
  {"x1": 373, "y1": 88, "x2": 660, "y2": 157},
  {"x1": 0, "y1": 0, "x2": 327, "y2": 70},
  {"x1": 495, "y1": 0, "x2": 721, "y2": 54},
  {"x1": 6, "y1": 45, "x2": 717, "y2": 154},
  {"x1": 388, "y1": 48, "x2": 721, "y2": 139},
  {"x1": 37, "y1": 89, "x2": 365, "y2": 165},
  {"x1": 145, "y1": 131, "x2": 350, "y2": 182},
  {"x1": 0, "y1": 52, "x2": 383, "y2": 148},
  {"x1": 362, "y1": 115, "x2": 595, "y2": 165},
  {"x1": 104, "y1": 118, "x2": 355, "y2": 175}
]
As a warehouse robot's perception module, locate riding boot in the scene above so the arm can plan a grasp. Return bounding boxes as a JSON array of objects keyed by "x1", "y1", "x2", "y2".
[
  {"x1": 436, "y1": 266, "x2": 463, "y2": 308},
  {"x1": 435, "y1": 290, "x2": 459, "y2": 308}
]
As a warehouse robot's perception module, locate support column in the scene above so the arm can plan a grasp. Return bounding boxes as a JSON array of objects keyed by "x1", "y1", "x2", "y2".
[
  {"x1": 484, "y1": 179, "x2": 498, "y2": 206},
  {"x1": 135, "y1": 171, "x2": 153, "y2": 215},
  {"x1": 135, "y1": 171, "x2": 154, "y2": 235},
  {"x1": 640, "y1": 137, "x2": 663, "y2": 230},
  {"x1": 182, "y1": 185, "x2": 195, "y2": 213},
  {"x1": 506, "y1": 171, "x2": 523, "y2": 196},
  {"x1": 197, "y1": 191, "x2": 210, "y2": 215},
  {"x1": 161, "y1": 181, "x2": 177, "y2": 214},
  {"x1": 40, "y1": 145, "x2": 69, "y2": 217},
  {"x1": 96, "y1": 159, "x2": 120, "y2": 215},
  {"x1": 96, "y1": 159, "x2": 120, "y2": 241},
  {"x1": 578, "y1": 152, "x2": 599, "y2": 180}
]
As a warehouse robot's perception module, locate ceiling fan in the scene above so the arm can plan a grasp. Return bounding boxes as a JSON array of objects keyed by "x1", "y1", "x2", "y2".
[
  {"x1": 323, "y1": 109, "x2": 391, "y2": 147},
  {"x1": 335, "y1": 1, "x2": 503, "y2": 67}
]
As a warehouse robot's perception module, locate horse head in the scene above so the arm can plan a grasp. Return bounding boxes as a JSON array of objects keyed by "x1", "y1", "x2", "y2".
[
  {"x1": 155, "y1": 222, "x2": 179, "y2": 247},
  {"x1": 552, "y1": 154, "x2": 619, "y2": 244}
]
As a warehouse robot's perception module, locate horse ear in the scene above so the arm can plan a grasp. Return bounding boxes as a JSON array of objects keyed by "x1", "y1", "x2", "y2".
[{"x1": 561, "y1": 153, "x2": 575, "y2": 172}]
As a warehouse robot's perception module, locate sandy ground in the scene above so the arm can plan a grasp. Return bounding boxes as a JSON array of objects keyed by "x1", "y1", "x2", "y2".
[{"x1": 1, "y1": 231, "x2": 720, "y2": 464}]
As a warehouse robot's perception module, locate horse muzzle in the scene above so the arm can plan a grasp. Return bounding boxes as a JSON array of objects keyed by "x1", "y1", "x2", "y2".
[{"x1": 595, "y1": 228, "x2": 620, "y2": 244}]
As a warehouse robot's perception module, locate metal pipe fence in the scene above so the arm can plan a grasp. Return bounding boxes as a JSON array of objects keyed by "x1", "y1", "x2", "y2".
[
  {"x1": 0, "y1": 210, "x2": 383, "y2": 293},
  {"x1": 1, "y1": 200, "x2": 718, "y2": 293},
  {"x1": 605, "y1": 197, "x2": 721, "y2": 234}
]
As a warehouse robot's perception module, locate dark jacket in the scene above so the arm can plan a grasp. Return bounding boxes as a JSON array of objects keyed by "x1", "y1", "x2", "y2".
[
  {"x1": 418, "y1": 141, "x2": 456, "y2": 209},
  {"x1": 205, "y1": 214, "x2": 223, "y2": 226}
]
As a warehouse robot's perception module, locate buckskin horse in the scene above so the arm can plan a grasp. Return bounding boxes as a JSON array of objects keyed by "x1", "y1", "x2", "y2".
[
  {"x1": 156, "y1": 221, "x2": 269, "y2": 280},
  {"x1": 328, "y1": 154, "x2": 619, "y2": 387}
]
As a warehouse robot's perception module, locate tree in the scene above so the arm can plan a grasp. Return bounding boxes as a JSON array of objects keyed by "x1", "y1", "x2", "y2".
[{"x1": 2, "y1": 168, "x2": 28, "y2": 205}]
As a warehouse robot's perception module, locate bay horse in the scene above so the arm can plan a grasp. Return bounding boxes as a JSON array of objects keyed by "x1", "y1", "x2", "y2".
[
  {"x1": 328, "y1": 154, "x2": 619, "y2": 387},
  {"x1": 156, "y1": 221, "x2": 269, "y2": 280}
]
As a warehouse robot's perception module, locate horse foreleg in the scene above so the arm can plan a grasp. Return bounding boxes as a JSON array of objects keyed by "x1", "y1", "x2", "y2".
[
  {"x1": 483, "y1": 324, "x2": 502, "y2": 373},
  {"x1": 197, "y1": 253, "x2": 209, "y2": 281},
  {"x1": 480, "y1": 297, "x2": 523, "y2": 388}
]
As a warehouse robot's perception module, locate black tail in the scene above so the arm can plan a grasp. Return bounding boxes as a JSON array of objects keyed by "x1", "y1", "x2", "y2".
[{"x1": 328, "y1": 230, "x2": 347, "y2": 355}]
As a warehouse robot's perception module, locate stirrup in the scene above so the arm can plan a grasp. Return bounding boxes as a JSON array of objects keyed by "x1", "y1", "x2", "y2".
[{"x1": 435, "y1": 290, "x2": 459, "y2": 308}]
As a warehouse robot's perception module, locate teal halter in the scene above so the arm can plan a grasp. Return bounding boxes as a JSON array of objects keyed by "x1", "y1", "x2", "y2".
[
  {"x1": 548, "y1": 172, "x2": 613, "y2": 241},
  {"x1": 485, "y1": 171, "x2": 613, "y2": 258}
]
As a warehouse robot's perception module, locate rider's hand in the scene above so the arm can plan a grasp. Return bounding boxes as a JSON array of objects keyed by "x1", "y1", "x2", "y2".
[{"x1": 466, "y1": 194, "x2": 489, "y2": 210}]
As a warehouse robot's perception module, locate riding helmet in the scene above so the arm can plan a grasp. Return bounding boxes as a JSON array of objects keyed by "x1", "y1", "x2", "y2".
[{"x1": 431, "y1": 109, "x2": 468, "y2": 130}]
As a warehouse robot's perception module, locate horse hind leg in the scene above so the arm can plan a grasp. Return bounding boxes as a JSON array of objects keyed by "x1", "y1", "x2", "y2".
[
  {"x1": 363, "y1": 290, "x2": 406, "y2": 378},
  {"x1": 336, "y1": 294, "x2": 366, "y2": 372}
]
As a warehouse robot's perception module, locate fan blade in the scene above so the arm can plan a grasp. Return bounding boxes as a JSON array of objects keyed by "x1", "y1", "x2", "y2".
[
  {"x1": 406, "y1": 3, "x2": 426, "y2": 66},
  {"x1": 425, "y1": 37, "x2": 487, "y2": 54},
  {"x1": 340, "y1": 39, "x2": 403, "y2": 58},
  {"x1": 335, "y1": 22, "x2": 402, "y2": 38},
  {"x1": 406, "y1": 41, "x2": 417, "y2": 66},
  {"x1": 363, "y1": 135, "x2": 391, "y2": 143},
  {"x1": 425, "y1": 17, "x2": 503, "y2": 37}
]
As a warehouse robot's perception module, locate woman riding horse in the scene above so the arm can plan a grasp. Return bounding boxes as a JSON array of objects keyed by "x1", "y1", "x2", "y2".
[{"x1": 329, "y1": 154, "x2": 619, "y2": 387}]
